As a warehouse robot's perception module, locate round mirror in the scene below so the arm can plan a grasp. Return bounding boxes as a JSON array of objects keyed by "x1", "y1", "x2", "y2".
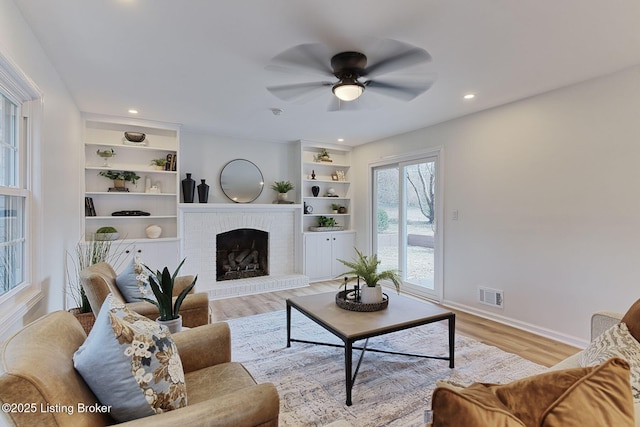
[{"x1": 220, "y1": 159, "x2": 265, "y2": 203}]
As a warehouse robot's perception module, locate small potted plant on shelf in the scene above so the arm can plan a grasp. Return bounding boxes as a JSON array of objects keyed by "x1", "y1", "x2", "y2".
[
  {"x1": 95, "y1": 226, "x2": 119, "y2": 241},
  {"x1": 96, "y1": 148, "x2": 115, "y2": 167},
  {"x1": 140, "y1": 258, "x2": 198, "y2": 333},
  {"x1": 314, "y1": 148, "x2": 332, "y2": 163},
  {"x1": 271, "y1": 180, "x2": 294, "y2": 202},
  {"x1": 150, "y1": 158, "x2": 168, "y2": 170},
  {"x1": 337, "y1": 248, "x2": 401, "y2": 304},
  {"x1": 98, "y1": 170, "x2": 141, "y2": 190},
  {"x1": 331, "y1": 203, "x2": 341, "y2": 214}
]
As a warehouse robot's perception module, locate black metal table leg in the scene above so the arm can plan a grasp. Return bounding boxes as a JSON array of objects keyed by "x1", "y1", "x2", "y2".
[
  {"x1": 345, "y1": 339, "x2": 353, "y2": 406},
  {"x1": 448, "y1": 314, "x2": 455, "y2": 368},
  {"x1": 286, "y1": 302, "x2": 291, "y2": 348}
]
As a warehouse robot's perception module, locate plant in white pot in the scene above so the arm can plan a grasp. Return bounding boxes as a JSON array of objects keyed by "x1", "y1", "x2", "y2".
[
  {"x1": 140, "y1": 258, "x2": 197, "y2": 333},
  {"x1": 337, "y1": 248, "x2": 401, "y2": 304},
  {"x1": 271, "y1": 180, "x2": 294, "y2": 201}
]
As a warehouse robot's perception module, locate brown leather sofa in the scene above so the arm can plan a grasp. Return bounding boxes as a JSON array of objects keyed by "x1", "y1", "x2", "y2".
[
  {"x1": 80, "y1": 262, "x2": 210, "y2": 328},
  {"x1": 0, "y1": 310, "x2": 280, "y2": 426}
]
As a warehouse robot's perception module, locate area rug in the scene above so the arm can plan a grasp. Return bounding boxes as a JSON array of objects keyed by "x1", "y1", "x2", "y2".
[{"x1": 227, "y1": 309, "x2": 546, "y2": 427}]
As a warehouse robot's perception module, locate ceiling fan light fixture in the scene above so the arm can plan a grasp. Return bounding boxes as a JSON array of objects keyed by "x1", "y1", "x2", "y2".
[{"x1": 332, "y1": 79, "x2": 364, "y2": 102}]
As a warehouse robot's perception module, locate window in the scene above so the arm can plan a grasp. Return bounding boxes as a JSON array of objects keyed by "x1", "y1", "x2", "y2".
[{"x1": 0, "y1": 52, "x2": 39, "y2": 301}]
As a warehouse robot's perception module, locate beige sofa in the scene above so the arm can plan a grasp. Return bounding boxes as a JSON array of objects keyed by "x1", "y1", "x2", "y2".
[
  {"x1": 550, "y1": 311, "x2": 639, "y2": 426},
  {"x1": 0, "y1": 310, "x2": 279, "y2": 426},
  {"x1": 80, "y1": 262, "x2": 210, "y2": 328}
]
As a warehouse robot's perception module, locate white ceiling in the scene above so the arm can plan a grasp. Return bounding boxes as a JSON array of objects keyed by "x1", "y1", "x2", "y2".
[{"x1": 14, "y1": 0, "x2": 640, "y2": 147}]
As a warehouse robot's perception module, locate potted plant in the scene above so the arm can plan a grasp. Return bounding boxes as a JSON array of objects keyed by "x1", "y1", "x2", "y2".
[
  {"x1": 331, "y1": 203, "x2": 341, "y2": 214},
  {"x1": 271, "y1": 180, "x2": 294, "y2": 201},
  {"x1": 140, "y1": 258, "x2": 198, "y2": 333},
  {"x1": 98, "y1": 170, "x2": 141, "y2": 189},
  {"x1": 150, "y1": 158, "x2": 168, "y2": 170},
  {"x1": 95, "y1": 226, "x2": 119, "y2": 241},
  {"x1": 66, "y1": 236, "x2": 131, "y2": 333},
  {"x1": 96, "y1": 148, "x2": 115, "y2": 167},
  {"x1": 314, "y1": 148, "x2": 331, "y2": 162},
  {"x1": 337, "y1": 248, "x2": 401, "y2": 304}
]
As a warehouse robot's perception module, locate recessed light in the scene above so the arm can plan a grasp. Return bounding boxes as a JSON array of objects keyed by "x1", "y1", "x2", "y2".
[
  {"x1": 128, "y1": 109, "x2": 139, "y2": 114},
  {"x1": 337, "y1": 138, "x2": 344, "y2": 142},
  {"x1": 463, "y1": 94, "x2": 475, "y2": 100}
]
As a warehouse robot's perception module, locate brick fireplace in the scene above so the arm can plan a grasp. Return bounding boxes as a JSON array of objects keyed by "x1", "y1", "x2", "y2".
[{"x1": 180, "y1": 204, "x2": 308, "y2": 299}]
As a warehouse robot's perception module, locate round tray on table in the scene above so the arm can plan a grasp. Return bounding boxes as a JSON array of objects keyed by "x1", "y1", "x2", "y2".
[{"x1": 335, "y1": 290, "x2": 388, "y2": 312}]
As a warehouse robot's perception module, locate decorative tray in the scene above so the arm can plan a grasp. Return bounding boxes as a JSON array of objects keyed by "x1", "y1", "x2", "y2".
[
  {"x1": 335, "y1": 290, "x2": 388, "y2": 312},
  {"x1": 309, "y1": 226, "x2": 344, "y2": 232}
]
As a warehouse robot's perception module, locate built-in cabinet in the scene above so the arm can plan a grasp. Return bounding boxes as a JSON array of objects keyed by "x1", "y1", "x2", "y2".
[
  {"x1": 304, "y1": 231, "x2": 355, "y2": 281},
  {"x1": 82, "y1": 114, "x2": 180, "y2": 269},
  {"x1": 299, "y1": 142, "x2": 356, "y2": 281}
]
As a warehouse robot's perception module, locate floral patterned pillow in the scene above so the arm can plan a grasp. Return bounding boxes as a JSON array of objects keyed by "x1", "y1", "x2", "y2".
[
  {"x1": 115, "y1": 256, "x2": 156, "y2": 303},
  {"x1": 73, "y1": 294, "x2": 187, "y2": 422}
]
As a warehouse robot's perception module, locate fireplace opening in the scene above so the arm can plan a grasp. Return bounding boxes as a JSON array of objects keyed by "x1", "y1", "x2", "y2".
[{"x1": 216, "y1": 228, "x2": 268, "y2": 281}]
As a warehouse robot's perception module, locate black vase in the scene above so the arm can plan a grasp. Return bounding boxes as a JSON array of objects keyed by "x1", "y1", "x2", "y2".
[
  {"x1": 311, "y1": 185, "x2": 320, "y2": 197},
  {"x1": 182, "y1": 173, "x2": 195, "y2": 203},
  {"x1": 197, "y1": 179, "x2": 209, "y2": 203}
]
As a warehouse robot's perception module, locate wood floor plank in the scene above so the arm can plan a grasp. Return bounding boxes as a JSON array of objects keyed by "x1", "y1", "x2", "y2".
[{"x1": 210, "y1": 281, "x2": 580, "y2": 367}]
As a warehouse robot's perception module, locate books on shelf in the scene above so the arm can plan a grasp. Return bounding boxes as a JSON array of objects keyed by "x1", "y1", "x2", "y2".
[{"x1": 85, "y1": 197, "x2": 96, "y2": 216}]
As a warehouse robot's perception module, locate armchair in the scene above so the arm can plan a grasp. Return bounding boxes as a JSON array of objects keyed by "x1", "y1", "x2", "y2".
[
  {"x1": 80, "y1": 262, "x2": 210, "y2": 328},
  {"x1": 0, "y1": 310, "x2": 279, "y2": 426}
]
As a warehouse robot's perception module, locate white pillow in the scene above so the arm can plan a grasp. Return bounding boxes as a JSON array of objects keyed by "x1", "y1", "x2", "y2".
[
  {"x1": 580, "y1": 322, "x2": 640, "y2": 402},
  {"x1": 73, "y1": 294, "x2": 187, "y2": 422}
]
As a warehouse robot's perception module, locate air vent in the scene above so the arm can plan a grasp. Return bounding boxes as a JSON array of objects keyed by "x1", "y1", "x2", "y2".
[{"x1": 478, "y1": 287, "x2": 503, "y2": 308}]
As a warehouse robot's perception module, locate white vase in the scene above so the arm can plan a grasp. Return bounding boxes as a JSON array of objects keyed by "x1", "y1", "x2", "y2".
[
  {"x1": 361, "y1": 285, "x2": 383, "y2": 304},
  {"x1": 156, "y1": 315, "x2": 182, "y2": 334},
  {"x1": 277, "y1": 192, "x2": 288, "y2": 201},
  {"x1": 145, "y1": 224, "x2": 162, "y2": 239}
]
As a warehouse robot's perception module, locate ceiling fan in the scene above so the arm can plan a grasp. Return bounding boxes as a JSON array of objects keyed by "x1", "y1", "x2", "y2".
[{"x1": 266, "y1": 39, "x2": 435, "y2": 109}]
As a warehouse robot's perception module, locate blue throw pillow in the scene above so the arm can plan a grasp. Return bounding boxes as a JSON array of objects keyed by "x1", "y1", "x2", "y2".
[
  {"x1": 73, "y1": 294, "x2": 187, "y2": 422},
  {"x1": 115, "y1": 257, "x2": 156, "y2": 303}
]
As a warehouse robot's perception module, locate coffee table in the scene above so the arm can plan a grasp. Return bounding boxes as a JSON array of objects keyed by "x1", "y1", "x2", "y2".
[{"x1": 286, "y1": 292, "x2": 455, "y2": 406}]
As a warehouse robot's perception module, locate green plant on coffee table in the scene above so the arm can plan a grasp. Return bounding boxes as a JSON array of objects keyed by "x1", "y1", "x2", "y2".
[
  {"x1": 317, "y1": 216, "x2": 337, "y2": 227},
  {"x1": 98, "y1": 170, "x2": 141, "y2": 184},
  {"x1": 271, "y1": 180, "x2": 294, "y2": 193},
  {"x1": 140, "y1": 258, "x2": 198, "y2": 321},
  {"x1": 337, "y1": 247, "x2": 402, "y2": 293}
]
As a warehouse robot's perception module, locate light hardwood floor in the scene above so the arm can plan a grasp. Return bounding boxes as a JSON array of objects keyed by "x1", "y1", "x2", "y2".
[{"x1": 210, "y1": 281, "x2": 580, "y2": 367}]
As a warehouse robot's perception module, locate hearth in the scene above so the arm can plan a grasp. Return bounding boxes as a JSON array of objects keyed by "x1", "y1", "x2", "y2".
[{"x1": 216, "y1": 228, "x2": 268, "y2": 281}]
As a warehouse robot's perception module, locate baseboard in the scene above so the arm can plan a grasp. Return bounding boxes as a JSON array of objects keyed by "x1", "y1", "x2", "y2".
[{"x1": 441, "y1": 299, "x2": 588, "y2": 349}]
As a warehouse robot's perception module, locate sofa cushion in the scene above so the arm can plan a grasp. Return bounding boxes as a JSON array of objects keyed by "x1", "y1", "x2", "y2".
[
  {"x1": 623, "y1": 299, "x2": 640, "y2": 341},
  {"x1": 580, "y1": 322, "x2": 640, "y2": 402},
  {"x1": 115, "y1": 256, "x2": 156, "y2": 303},
  {"x1": 431, "y1": 358, "x2": 634, "y2": 427},
  {"x1": 73, "y1": 294, "x2": 187, "y2": 422}
]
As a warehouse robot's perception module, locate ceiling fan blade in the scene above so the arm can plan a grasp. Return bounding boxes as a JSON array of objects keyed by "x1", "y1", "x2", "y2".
[
  {"x1": 364, "y1": 79, "x2": 434, "y2": 101},
  {"x1": 266, "y1": 43, "x2": 334, "y2": 78},
  {"x1": 267, "y1": 81, "x2": 332, "y2": 101},
  {"x1": 364, "y1": 42, "x2": 431, "y2": 78}
]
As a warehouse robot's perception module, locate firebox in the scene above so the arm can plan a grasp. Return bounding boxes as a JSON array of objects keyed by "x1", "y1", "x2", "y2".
[{"x1": 216, "y1": 228, "x2": 268, "y2": 281}]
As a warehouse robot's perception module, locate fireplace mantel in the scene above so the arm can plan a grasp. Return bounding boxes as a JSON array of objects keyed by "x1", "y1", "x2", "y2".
[{"x1": 179, "y1": 203, "x2": 307, "y2": 299}]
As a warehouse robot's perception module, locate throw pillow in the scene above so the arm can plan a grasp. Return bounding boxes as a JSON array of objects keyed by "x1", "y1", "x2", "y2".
[
  {"x1": 580, "y1": 322, "x2": 640, "y2": 402},
  {"x1": 622, "y1": 298, "x2": 640, "y2": 342},
  {"x1": 73, "y1": 294, "x2": 187, "y2": 422},
  {"x1": 115, "y1": 256, "x2": 156, "y2": 303},
  {"x1": 431, "y1": 358, "x2": 634, "y2": 427}
]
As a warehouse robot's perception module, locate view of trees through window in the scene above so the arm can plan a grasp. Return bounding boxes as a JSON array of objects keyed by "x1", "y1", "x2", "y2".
[{"x1": 375, "y1": 160, "x2": 435, "y2": 290}]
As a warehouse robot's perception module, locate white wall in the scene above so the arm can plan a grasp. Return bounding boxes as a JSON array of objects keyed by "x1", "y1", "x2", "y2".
[
  {"x1": 0, "y1": 0, "x2": 82, "y2": 335},
  {"x1": 180, "y1": 131, "x2": 298, "y2": 204},
  {"x1": 353, "y1": 65, "x2": 640, "y2": 346}
]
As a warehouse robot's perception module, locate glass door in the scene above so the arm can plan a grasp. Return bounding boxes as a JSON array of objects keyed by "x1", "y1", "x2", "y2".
[{"x1": 373, "y1": 154, "x2": 441, "y2": 301}]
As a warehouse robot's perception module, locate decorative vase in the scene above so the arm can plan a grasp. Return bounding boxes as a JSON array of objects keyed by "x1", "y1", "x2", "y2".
[
  {"x1": 338, "y1": 206, "x2": 347, "y2": 214},
  {"x1": 114, "y1": 179, "x2": 125, "y2": 189},
  {"x1": 145, "y1": 224, "x2": 162, "y2": 239},
  {"x1": 197, "y1": 179, "x2": 209, "y2": 203},
  {"x1": 311, "y1": 186, "x2": 320, "y2": 197},
  {"x1": 277, "y1": 192, "x2": 288, "y2": 201},
  {"x1": 182, "y1": 173, "x2": 195, "y2": 203},
  {"x1": 361, "y1": 285, "x2": 383, "y2": 304},
  {"x1": 157, "y1": 315, "x2": 182, "y2": 334}
]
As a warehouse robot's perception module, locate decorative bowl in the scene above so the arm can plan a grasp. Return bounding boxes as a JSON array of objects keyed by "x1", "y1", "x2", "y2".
[
  {"x1": 95, "y1": 232, "x2": 119, "y2": 241},
  {"x1": 124, "y1": 132, "x2": 146, "y2": 142}
]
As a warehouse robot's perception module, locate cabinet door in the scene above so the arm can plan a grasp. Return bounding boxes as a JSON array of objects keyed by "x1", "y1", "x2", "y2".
[
  {"x1": 304, "y1": 233, "x2": 333, "y2": 280},
  {"x1": 115, "y1": 240, "x2": 179, "y2": 274},
  {"x1": 331, "y1": 232, "x2": 356, "y2": 277}
]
